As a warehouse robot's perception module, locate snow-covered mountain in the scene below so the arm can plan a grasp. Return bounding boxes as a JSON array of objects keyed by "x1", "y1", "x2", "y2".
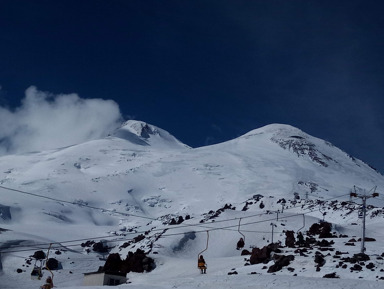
[{"x1": 1, "y1": 121, "x2": 384, "y2": 289}]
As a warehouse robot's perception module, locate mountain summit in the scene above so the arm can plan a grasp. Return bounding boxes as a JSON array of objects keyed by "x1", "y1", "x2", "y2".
[
  {"x1": 112, "y1": 120, "x2": 190, "y2": 149},
  {"x1": 238, "y1": 123, "x2": 373, "y2": 169}
]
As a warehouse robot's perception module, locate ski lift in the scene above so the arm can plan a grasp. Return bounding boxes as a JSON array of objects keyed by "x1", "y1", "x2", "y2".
[
  {"x1": 30, "y1": 250, "x2": 45, "y2": 280},
  {"x1": 236, "y1": 218, "x2": 245, "y2": 250},
  {"x1": 197, "y1": 231, "x2": 209, "y2": 273},
  {"x1": 358, "y1": 208, "x2": 363, "y2": 219},
  {"x1": 30, "y1": 260, "x2": 43, "y2": 280}
]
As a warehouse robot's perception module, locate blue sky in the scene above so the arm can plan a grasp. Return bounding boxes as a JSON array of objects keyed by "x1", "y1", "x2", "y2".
[{"x1": 0, "y1": 1, "x2": 383, "y2": 173}]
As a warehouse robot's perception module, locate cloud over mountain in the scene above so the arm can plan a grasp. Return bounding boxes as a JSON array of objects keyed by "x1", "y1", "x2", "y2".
[{"x1": 0, "y1": 86, "x2": 122, "y2": 155}]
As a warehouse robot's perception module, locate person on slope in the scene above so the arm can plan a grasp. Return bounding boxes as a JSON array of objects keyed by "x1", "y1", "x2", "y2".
[
  {"x1": 198, "y1": 255, "x2": 207, "y2": 274},
  {"x1": 236, "y1": 237, "x2": 245, "y2": 250},
  {"x1": 40, "y1": 276, "x2": 53, "y2": 289}
]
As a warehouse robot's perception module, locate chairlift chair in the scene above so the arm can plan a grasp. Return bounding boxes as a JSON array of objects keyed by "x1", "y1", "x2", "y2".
[
  {"x1": 236, "y1": 218, "x2": 245, "y2": 250},
  {"x1": 30, "y1": 259, "x2": 43, "y2": 280},
  {"x1": 197, "y1": 231, "x2": 209, "y2": 273},
  {"x1": 358, "y1": 209, "x2": 363, "y2": 219}
]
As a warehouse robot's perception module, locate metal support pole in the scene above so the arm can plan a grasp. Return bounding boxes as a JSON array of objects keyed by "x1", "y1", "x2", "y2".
[
  {"x1": 361, "y1": 196, "x2": 367, "y2": 253},
  {"x1": 271, "y1": 223, "x2": 275, "y2": 243},
  {"x1": 350, "y1": 186, "x2": 378, "y2": 254}
]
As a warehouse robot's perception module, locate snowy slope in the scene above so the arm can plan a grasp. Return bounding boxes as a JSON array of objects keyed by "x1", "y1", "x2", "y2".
[{"x1": 1, "y1": 121, "x2": 384, "y2": 288}]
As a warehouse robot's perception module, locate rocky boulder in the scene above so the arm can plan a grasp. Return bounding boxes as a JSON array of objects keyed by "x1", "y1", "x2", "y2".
[
  {"x1": 100, "y1": 249, "x2": 155, "y2": 275},
  {"x1": 250, "y1": 243, "x2": 281, "y2": 265}
]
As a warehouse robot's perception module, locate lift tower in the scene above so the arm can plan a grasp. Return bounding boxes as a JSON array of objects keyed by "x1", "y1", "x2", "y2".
[{"x1": 350, "y1": 186, "x2": 379, "y2": 254}]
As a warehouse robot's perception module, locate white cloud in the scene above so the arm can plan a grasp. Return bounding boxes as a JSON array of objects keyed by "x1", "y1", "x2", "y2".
[{"x1": 0, "y1": 86, "x2": 122, "y2": 155}]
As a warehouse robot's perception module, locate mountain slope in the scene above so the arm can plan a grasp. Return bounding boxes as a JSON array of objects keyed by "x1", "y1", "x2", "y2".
[
  {"x1": 1, "y1": 121, "x2": 383, "y2": 238},
  {"x1": 1, "y1": 121, "x2": 384, "y2": 288}
]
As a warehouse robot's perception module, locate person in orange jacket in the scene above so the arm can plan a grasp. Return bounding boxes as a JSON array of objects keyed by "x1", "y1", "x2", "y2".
[{"x1": 198, "y1": 255, "x2": 207, "y2": 274}]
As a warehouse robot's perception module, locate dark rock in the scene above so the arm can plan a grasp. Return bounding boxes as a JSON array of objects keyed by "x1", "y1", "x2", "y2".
[
  {"x1": 285, "y1": 230, "x2": 296, "y2": 248},
  {"x1": 81, "y1": 240, "x2": 95, "y2": 248},
  {"x1": 32, "y1": 251, "x2": 46, "y2": 260},
  {"x1": 323, "y1": 272, "x2": 339, "y2": 278},
  {"x1": 228, "y1": 271, "x2": 238, "y2": 275},
  {"x1": 366, "y1": 263, "x2": 375, "y2": 269},
  {"x1": 177, "y1": 216, "x2": 184, "y2": 224},
  {"x1": 169, "y1": 218, "x2": 177, "y2": 225},
  {"x1": 242, "y1": 202, "x2": 250, "y2": 211},
  {"x1": 305, "y1": 237, "x2": 317, "y2": 246},
  {"x1": 351, "y1": 264, "x2": 363, "y2": 271},
  {"x1": 314, "y1": 253, "x2": 325, "y2": 267},
  {"x1": 357, "y1": 237, "x2": 376, "y2": 242},
  {"x1": 250, "y1": 243, "x2": 280, "y2": 265},
  {"x1": 267, "y1": 255, "x2": 294, "y2": 273},
  {"x1": 133, "y1": 234, "x2": 145, "y2": 243},
  {"x1": 120, "y1": 241, "x2": 132, "y2": 249},
  {"x1": 354, "y1": 253, "x2": 370, "y2": 261},
  {"x1": 308, "y1": 222, "x2": 333, "y2": 238},
  {"x1": 102, "y1": 253, "x2": 123, "y2": 273},
  {"x1": 17, "y1": 268, "x2": 23, "y2": 273},
  {"x1": 93, "y1": 241, "x2": 109, "y2": 253},
  {"x1": 120, "y1": 249, "x2": 155, "y2": 273},
  {"x1": 296, "y1": 232, "x2": 305, "y2": 247},
  {"x1": 46, "y1": 258, "x2": 59, "y2": 270},
  {"x1": 241, "y1": 249, "x2": 251, "y2": 256},
  {"x1": 342, "y1": 257, "x2": 356, "y2": 264}
]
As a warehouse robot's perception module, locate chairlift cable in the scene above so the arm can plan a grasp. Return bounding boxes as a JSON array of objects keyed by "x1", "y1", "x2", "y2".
[{"x1": 0, "y1": 184, "x2": 351, "y2": 254}]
